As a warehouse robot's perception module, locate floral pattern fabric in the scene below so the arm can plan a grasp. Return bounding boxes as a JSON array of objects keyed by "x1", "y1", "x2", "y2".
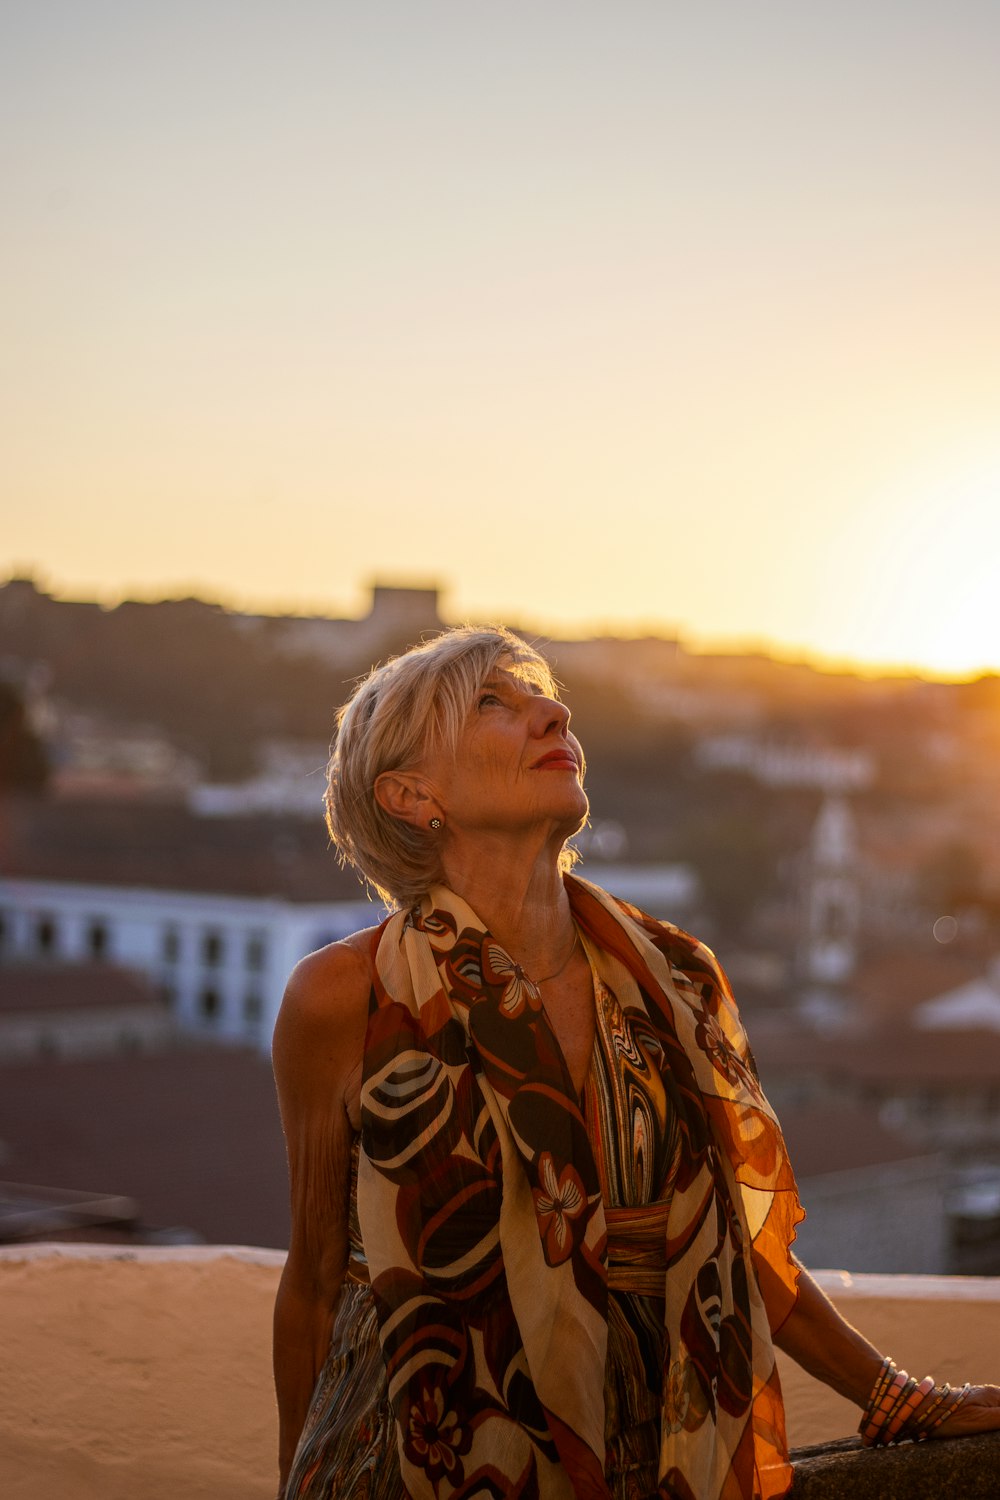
[{"x1": 358, "y1": 876, "x2": 803, "y2": 1499}]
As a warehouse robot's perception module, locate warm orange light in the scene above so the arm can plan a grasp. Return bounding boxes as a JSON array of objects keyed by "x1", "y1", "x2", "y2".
[{"x1": 799, "y1": 447, "x2": 1000, "y2": 679}]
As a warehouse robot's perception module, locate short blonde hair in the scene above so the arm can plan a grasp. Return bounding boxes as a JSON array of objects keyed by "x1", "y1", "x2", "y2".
[{"x1": 325, "y1": 625, "x2": 574, "y2": 907}]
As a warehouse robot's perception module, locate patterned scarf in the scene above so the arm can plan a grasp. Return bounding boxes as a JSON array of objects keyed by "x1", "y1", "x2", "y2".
[{"x1": 358, "y1": 875, "x2": 803, "y2": 1499}]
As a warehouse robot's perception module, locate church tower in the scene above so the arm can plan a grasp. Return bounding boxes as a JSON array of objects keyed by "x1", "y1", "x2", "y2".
[{"x1": 798, "y1": 795, "x2": 861, "y2": 1029}]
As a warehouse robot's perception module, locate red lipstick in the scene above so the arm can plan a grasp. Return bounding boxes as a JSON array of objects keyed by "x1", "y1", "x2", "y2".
[{"x1": 532, "y1": 749, "x2": 580, "y2": 771}]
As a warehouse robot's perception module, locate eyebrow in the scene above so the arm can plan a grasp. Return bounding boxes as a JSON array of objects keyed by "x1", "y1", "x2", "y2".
[{"x1": 480, "y1": 675, "x2": 547, "y2": 696}]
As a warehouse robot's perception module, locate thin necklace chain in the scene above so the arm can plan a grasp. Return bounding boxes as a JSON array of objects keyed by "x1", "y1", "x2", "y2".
[{"x1": 532, "y1": 928, "x2": 581, "y2": 986}]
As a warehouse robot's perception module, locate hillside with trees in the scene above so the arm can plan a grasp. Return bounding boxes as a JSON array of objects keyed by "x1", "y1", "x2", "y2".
[{"x1": 3, "y1": 574, "x2": 1000, "y2": 943}]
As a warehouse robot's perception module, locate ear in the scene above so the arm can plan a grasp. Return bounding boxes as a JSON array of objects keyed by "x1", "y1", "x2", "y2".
[{"x1": 374, "y1": 771, "x2": 442, "y2": 830}]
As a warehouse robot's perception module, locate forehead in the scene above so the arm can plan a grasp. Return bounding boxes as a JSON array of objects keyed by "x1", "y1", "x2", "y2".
[{"x1": 481, "y1": 656, "x2": 554, "y2": 694}]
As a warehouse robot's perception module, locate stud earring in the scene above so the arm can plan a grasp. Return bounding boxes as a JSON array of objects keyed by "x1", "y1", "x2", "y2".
[{"x1": 429, "y1": 817, "x2": 442, "y2": 830}]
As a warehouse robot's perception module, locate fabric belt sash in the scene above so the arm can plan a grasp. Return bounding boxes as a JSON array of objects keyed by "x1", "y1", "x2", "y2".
[{"x1": 604, "y1": 1202, "x2": 670, "y2": 1297}]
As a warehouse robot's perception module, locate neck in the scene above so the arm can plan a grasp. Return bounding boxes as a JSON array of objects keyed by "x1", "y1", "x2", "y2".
[{"x1": 439, "y1": 829, "x2": 576, "y2": 964}]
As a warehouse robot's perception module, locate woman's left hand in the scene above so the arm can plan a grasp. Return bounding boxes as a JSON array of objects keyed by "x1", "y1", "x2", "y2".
[{"x1": 932, "y1": 1384, "x2": 1000, "y2": 1439}]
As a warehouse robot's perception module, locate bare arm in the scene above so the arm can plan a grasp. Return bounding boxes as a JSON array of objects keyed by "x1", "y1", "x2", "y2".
[
  {"x1": 770, "y1": 1255, "x2": 1000, "y2": 1439},
  {"x1": 772, "y1": 1258, "x2": 882, "y2": 1403},
  {"x1": 271, "y1": 933, "x2": 373, "y2": 1496}
]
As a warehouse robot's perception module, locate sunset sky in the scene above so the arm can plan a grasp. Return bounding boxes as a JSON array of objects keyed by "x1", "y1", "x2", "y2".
[{"x1": 3, "y1": 2, "x2": 999, "y2": 676}]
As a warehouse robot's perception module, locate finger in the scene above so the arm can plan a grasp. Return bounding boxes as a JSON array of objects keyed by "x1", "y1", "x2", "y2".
[{"x1": 934, "y1": 1388, "x2": 1000, "y2": 1438}]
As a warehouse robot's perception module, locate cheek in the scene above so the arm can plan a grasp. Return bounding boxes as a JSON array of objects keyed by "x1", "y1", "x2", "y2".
[
  {"x1": 483, "y1": 745, "x2": 522, "y2": 783},
  {"x1": 467, "y1": 728, "x2": 520, "y2": 778}
]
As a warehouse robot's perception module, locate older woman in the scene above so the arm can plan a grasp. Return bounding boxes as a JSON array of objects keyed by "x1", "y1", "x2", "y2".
[{"x1": 273, "y1": 625, "x2": 998, "y2": 1500}]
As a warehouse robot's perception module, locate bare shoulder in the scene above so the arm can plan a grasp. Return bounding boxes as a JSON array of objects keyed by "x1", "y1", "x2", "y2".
[
  {"x1": 280, "y1": 926, "x2": 378, "y2": 1013},
  {"x1": 272, "y1": 925, "x2": 379, "y2": 1080}
]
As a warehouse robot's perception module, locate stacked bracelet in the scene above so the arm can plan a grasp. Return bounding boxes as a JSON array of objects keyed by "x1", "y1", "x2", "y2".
[
  {"x1": 861, "y1": 1356, "x2": 895, "y2": 1423},
  {"x1": 859, "y1": 1358, "x2": 973, "y2": 1447},
  {"x1": 882, "y1": 1375, "x2": 936, "y2": 1444},
  {"x1": 909, "y1": 1382, "x2": 973, "y2": 1442},
  {"x1": 859, "y1": 1359, "x2": 908, "y2": 1446}
]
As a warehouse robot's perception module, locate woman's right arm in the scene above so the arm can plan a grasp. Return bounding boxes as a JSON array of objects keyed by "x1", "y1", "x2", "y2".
[{"x1": 271, "y1": 936, "x2": 372, "y2": 1497}]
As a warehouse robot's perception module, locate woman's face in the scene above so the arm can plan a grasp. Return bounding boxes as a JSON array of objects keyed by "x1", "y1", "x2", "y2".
[{"x1": 421, "y1": 664, "x2": 588, "y2": 842}]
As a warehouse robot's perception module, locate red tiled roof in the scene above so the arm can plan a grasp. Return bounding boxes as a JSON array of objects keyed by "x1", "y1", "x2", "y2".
[
  {"x1": 821, "y1": 1027, "x2": 1000, "y2": 1085},
  {"x1": 753, "y1": 1021, "x2": 1000, "y2": 1086},
  {"x1": 0, "y1": 1047, "x2": 290, "y2": 1247},
  {"x1": 852, "y1": 949, "x2": 983, "y2": 1023},
  {"x1": 778, "y1": 1104, "x2": 935, "y2": 1179},
  {"x1": 0, "y1": 963, "x2": 159, "y2": 1014},
  {"x1": 0, "y1": 795, "x2": 370, "y2": 903}
]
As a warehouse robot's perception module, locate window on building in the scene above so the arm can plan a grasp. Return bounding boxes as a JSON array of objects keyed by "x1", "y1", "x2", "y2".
[
  {"x1": 199, "y1": 987, "x2": 220, "y2": 1021},
  {"x1": 162, "y1": 927, "x2": 181, "y2": 963},
  {"x1": 202, "y1": 930, "x2": 224, "y2": 966},
  {"x1": 245, "y1": 934, "x2": 267, "y2": 972},
  {"x1": 36, "y1": 915, "x2": 58, "y2": 957},
  {"x1": 87, "y1": 920, "x2": 109, "y2": 959},
  {"x1": 243, "y1": 994, "x2": 262, "y2": 1032},
  {"x1": 0, "y1": 911, "x2": 7, "y2": 953}
]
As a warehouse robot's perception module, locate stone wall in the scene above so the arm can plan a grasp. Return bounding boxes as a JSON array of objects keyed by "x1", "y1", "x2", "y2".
[
  {"x1": 1, "y1": 1243, "x2": 283, "y2": 1500},
  {"x1": 790, "y1": 1431, "x2": 1000, "y2": 1497},
  {"x1": 3, "y1": 1246, "x2": 999, "y2": 1499}
]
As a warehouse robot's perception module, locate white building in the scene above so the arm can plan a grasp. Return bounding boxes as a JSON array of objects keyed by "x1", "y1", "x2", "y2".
[
  {"x1": 576, "y1": 862, "x2": 700, "y2": 919},
  {"x1": 0, "y1": 876, "x2": 381, "y2": 1054},
  {"x1": 187, "y1": 739, "x2": 331, "y2": 821},
  {"x1": 0, "y1": 863, "x2": 701, "y2": 1058},
  {"x1": 696, "y1": 736, "x2": 875, "y2": 792},
  {"x1": 914, "y1": 958, "x2": 1000, "y2": 1033}
]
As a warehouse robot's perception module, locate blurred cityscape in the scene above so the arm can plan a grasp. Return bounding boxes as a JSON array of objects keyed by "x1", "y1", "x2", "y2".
[{"x1": 2, "y1": 573, "x2": 1000, "y2": 1270}]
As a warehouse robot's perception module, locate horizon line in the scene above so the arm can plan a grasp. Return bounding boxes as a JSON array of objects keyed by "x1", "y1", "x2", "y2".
[{"x1": 4, "y1": 568, "x2": 998, "y2": 689}]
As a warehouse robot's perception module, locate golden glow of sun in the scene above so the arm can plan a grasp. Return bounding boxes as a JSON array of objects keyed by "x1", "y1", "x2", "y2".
[{"x1": 812, "y1": 447, "x2": 1000, "y2": 678}]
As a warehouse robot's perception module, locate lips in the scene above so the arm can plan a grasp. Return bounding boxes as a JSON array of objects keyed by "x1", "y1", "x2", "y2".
[{"x1": 532, "y1": 749, "x2": 580, "y2": 771}]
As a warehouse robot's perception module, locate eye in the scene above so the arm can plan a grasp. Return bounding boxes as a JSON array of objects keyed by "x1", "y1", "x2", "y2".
[{"x1": 477, "y1": 691, "x2": 503, "y2": 709}]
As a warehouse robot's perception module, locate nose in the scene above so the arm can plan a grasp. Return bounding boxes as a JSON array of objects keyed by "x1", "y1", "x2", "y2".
[{"x1": 533, "y1": 694, "x2": 571, "y2": 738}]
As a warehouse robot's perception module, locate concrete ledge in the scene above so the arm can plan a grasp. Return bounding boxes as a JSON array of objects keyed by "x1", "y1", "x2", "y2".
[
  {"x1": 0, "y1": 1239, "x2": 287, "y2": 1267},
  {"x1": 0, "y1": 1241, "x2": 284, "y2": 1500},
  {"x1": 791, "y1": 1431, "x2": 1000, "y2": 1498},
  {"x1": 3, "y1": 1247, "x2": 998, "y2": 1499}
]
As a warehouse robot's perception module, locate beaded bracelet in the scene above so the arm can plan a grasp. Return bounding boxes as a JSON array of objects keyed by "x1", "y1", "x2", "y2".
[
  {"x1": 860, "y1": 1362, "x2": 910, "y2": 1446},
  {"x1": 903, "y1": 1380, "x2": 952, "y2": 1439},
  {"x1": 882, "y1": 1375, "x2": 936, "y2": 1444},
  {"x1": 867, "y1": 1373, "x2": 918, "y2": 1447},
  {"x1": 859, "y1": 1359, "x2": 974, "y2": 1447},
  {"x1": 859, "y1": 1356, "x2": 896, "y2": 1437},
  {"x1": 906, "y1": 1382, "x2": 972, "y2": 1442}
]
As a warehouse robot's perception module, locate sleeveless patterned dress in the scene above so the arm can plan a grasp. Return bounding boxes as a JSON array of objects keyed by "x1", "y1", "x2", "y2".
[{"x1": 285, "y1": 943, "x2": 681, "y2": 1500}]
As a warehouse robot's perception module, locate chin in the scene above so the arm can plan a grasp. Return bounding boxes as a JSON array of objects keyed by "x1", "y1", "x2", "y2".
[
  {"x1": 561, "y1": 801, "x2": 590, "y2": 840},
  {"x1": 534, "y1": 789, "x2": 589, "y2": 841}
]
